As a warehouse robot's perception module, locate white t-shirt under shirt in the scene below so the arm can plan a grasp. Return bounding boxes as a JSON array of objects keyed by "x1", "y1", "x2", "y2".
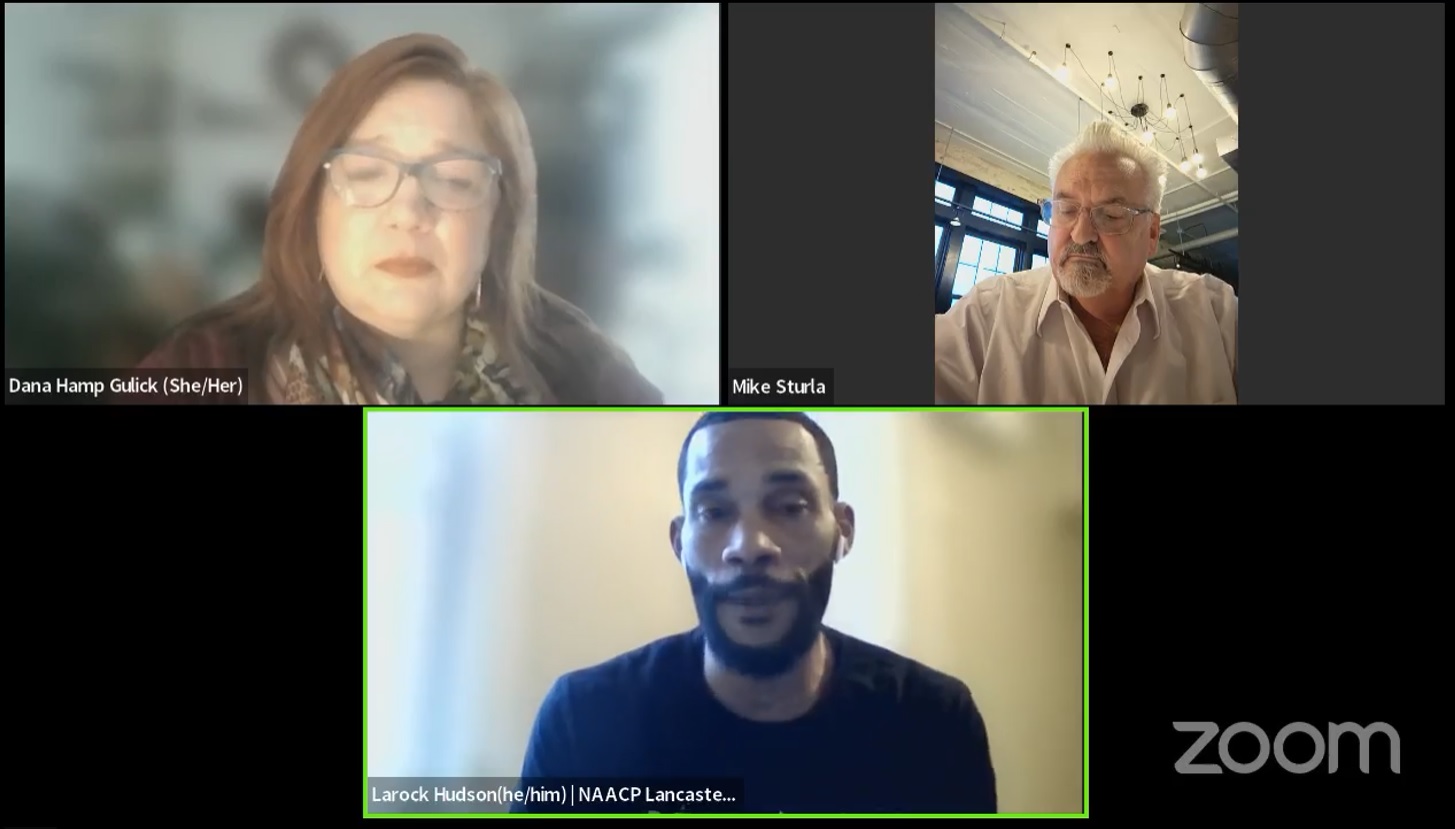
[{"x1": 935, "y1": 264, "x2": 1238, "y2": 405}]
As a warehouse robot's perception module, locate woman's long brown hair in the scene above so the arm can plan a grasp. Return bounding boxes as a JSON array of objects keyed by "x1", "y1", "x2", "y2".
[{"x1": 183, "y1": 33, "x2": 555, "y2": 401}]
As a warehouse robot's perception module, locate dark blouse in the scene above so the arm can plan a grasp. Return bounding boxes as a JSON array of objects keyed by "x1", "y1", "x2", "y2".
[{"x1": 135, "y1": 291, "x2": 665, "y2": 405}]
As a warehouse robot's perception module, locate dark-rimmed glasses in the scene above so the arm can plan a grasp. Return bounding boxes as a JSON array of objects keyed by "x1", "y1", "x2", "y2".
[
  {"x1": 1039, "y1": 198, "x2": 1154, "y2": 236},
  {"x1": 323, "y1": 147, "x2": 503, "y2": 211}
]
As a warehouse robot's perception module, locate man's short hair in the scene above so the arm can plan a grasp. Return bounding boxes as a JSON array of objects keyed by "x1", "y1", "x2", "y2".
[{"x1": 677, "y1": 412, "x2": 840, "y2": 501}]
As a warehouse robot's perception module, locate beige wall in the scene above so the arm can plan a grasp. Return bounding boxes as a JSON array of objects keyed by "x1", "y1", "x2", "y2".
[
  {"x1": 367, "y1": 410, "x2": 1083, "y2": 814},
  {"x1": 935, "y1": 122, "x2": 1051, "y2": 204}
]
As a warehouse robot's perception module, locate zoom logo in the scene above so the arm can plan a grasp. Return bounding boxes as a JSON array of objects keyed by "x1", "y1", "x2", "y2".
[{"x1": 1174, "y1": 722, "x2": 1400, "y2": 774}]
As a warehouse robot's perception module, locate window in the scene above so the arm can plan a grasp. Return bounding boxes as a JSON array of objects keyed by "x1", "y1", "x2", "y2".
[
  {"x1": 952, "y1": 233, "x2": 1017, "y2": 299},
  {"x1": 972, "y1": 196, "x2": 1024, "y2": 231},
  {"x1": 932, "y1": 170, "x2": 1053, "y2": 312}
]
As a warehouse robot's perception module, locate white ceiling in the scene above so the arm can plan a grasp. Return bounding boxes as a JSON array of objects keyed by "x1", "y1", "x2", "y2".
[{"x1": 936, "y1": 3, "x2": 1239, "y2": 222}]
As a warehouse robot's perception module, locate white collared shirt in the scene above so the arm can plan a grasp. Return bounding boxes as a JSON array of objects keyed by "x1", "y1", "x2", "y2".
[{"x1": 935, "y1": 264, "x2": 1238, "y2": 405}]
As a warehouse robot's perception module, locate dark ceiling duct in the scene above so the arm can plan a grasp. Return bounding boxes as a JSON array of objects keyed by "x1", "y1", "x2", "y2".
[{"x1": 1181, "y1": 4, "x2": 1239, "y2": 126}]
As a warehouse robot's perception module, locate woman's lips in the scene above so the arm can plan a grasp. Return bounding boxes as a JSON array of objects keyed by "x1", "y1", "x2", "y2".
[{"x1": 375, "y1": 257, "x2": 436, "y2": 278}]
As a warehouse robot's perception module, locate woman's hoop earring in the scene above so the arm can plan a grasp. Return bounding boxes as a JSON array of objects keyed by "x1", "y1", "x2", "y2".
[{"x1": 475, "y1": 279, "x2": 482, "y2": 308}]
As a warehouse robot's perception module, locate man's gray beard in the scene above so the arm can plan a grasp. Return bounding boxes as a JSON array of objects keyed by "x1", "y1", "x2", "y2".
[{"x1": 1055, "y1": 260, "x2": 1114, "y2": 298}]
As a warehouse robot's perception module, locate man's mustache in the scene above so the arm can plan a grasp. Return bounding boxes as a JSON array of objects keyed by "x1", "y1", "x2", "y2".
[
  {"x1": 1061, "y1": 245, "x2": 1103, "y2": 264},
  {"x1": 704, "y1": 572, "x2": 801, "y2": 601}
]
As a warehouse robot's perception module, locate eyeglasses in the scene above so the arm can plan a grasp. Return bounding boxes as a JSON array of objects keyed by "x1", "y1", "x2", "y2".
[
  {"x1": 1039, "y1": 198, "x2": 1154, "y2": 236},
  {"x1": 323, "y1": 147, "x2": 503, "y2": 211}
]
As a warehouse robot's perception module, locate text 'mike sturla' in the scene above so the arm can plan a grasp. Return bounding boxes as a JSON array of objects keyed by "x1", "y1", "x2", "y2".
[{"x1": 731, "y1": 378, "x2": 829, "y2": 396}]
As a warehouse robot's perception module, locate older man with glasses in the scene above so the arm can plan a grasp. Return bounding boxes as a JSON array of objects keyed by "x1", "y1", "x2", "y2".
[{"x1": 934, "y1": 120, "x2": 1238, "y2": 405}]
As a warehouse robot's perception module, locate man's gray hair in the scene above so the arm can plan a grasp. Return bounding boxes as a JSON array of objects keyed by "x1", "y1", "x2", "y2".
[{"x1": 1048, "y1": 120, "x2": 1169, "y2": 213}]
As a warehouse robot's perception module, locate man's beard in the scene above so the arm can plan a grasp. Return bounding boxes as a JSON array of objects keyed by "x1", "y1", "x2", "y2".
[
  {"x1": 1055, "y1": 252, "x2": 1114, "y2": 298},
  {"x1": 686, "y1": 554, "x2": 835, "y2": 679}
]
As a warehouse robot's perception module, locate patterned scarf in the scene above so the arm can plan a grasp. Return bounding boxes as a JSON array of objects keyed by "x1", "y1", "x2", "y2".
[{"x1": 273, "y1": 306, "x2": 541, "y2": 405}]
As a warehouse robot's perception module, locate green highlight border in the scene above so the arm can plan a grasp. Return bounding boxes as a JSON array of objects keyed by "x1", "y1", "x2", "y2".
[{"x1": 363, "y1": 406, "x2": 1090, "y2": 818}]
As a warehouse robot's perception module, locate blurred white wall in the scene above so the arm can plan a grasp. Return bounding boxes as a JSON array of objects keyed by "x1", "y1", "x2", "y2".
[
  {"x1": 366, "y1": 410, "x2": 1084, "y2": 813},
  {"x1": 606, "y1": 3, "x2": 720, "y2": 404},
  {"x1": 4, "y1": 6, "x2": 86, "y2": 191}
]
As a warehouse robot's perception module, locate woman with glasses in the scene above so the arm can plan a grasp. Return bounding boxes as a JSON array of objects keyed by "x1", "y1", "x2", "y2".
[
  {"x1": 934, "y1": 120, "x2": 1238, "y2": 405},
  {"x1": 139, "y1": 33, "x2": 662, "y2": 405}
]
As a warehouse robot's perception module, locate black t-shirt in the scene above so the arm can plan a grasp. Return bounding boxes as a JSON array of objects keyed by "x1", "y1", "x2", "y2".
[{"x1": 511, "y1": 627, "x2": 997, "y2": 814}]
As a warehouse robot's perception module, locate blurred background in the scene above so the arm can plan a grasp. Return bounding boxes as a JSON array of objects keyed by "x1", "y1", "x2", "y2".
[
  {"x1": 366, "y1": 410, "x2": 1085, "y2": 814},
  {"x1": 4, "y1": 3, "x2": 719, "y2": 404},
  {"x1": 934, "y1": 3, "x2": 1238, "y2": 311}
]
